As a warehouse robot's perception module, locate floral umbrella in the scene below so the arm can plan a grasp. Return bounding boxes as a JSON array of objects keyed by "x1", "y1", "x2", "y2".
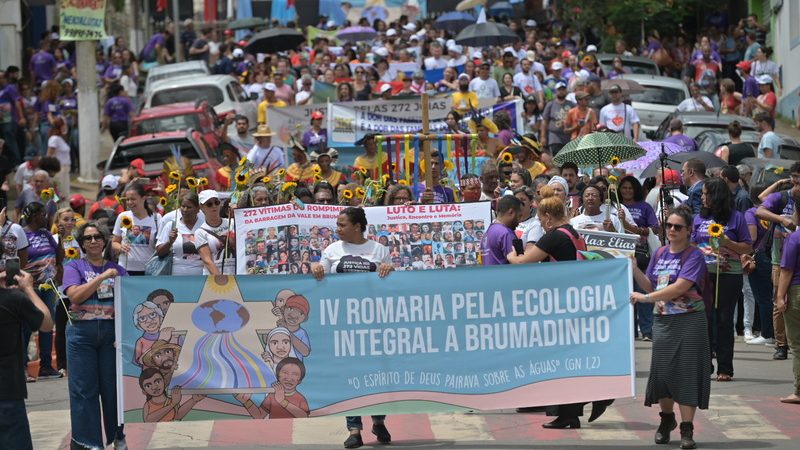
[
  {"x1": 553, "y1": 132, "x2": 646, "y2": 169},
  {"x1": 616, "y1": 141, "x2": 688, "y2": 171}
]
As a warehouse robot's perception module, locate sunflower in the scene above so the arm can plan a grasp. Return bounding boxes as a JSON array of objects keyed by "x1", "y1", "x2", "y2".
[
  {"x1": 774, "y1": 166, "x2": 784, "y2": 175},
  {"x1": 115, "y1": 195, "x2": 124, "y2": 205},
  {"x1": 235, "y1": 171, "x2": 249, "y2": 186},
  {"x1": 398, "y1": 179, "x2": 408, "y2": 186},
  {"x1": 168, "y1": 170, "x2": 181, "y2": 181},
  {"x1": 342, "y1": 189, "x2": 354, "y2": 199},
  {"x1": 610, "y1": 156, "x2": 621, "y2": 167},
  {"x1": 358, "y1": 166, "x2": 368, "y2": 175},
  {"x1": 186, "y1": 177, "x2": 199, "y2": 188},
  {"x1": 381, "y1": 174, "x2": 390, "y2": 185},
  {"x1": 443, "y1": 160, "x2": 455, "y2": 171},
  {"x1": 238, "y1": 157, "x2": 248, "y2": 167},
  {"x1": 120, "y1": 215, "x2": 133, "y2": 229},
  {"x1": 312, "y1": 166, "x2": 321, "y2": 174},
  {"x1": 314, "y1": 174, "x2": 323, "y2": 182},
  {"x1": 159, "y1": 196, "x2": 167, "y2": 206},
  {"x1": 65, "y1": 247, "x2": 79, "y2": 259},
  {"x1": 39, "y1": 283, "x2": 53, "y2": 291},
  {"x1": 355, "y1": 187, "x2": 366, "y2": 198},
  {"x1": 39, "y1": 188, "x2": 54, "y2": 202},
  {"x1": 501, "y1": 152, "x2": 513, "y2": 163},
  {"x1": 262, "y1": 176, "x2": 271, "y2": 184},
  {"x1": 277, "y1": 168, "x2": 286, "y2": 177},
  {"x1": 708, "y1": 223, "x2": 724, "y2": 238},
  {"x1": 165, "y1": 184, "x2": 177, "y2": 195},
  {"x1": 198, "y1": 177, "x2": 209, "y2": 186},
  {"x1": 281, "y1": 181, "x2": 297, "y2": 192},
  {"x1": 608, "y1": 175, "x2": 618, "y2": 184}
]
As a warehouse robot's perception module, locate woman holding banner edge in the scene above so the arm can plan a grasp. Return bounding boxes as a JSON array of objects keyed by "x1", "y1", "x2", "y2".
[
  {"x1": 631, "y1": 205, "x2": 711, "y2": 449},
  {"x1": 310, "y1": 207, "x2": 393, "y2": 449}
]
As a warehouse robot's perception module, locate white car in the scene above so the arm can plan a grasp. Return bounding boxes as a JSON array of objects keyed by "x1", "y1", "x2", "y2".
[
  {"x1": 143, "y1": 61, "x2": 209, "y2": 98},
  {"x1": 624, "y1": 74, "x2": 689, "y2": 134},
  {"x1": 144, "y1": 75, "x2": 258, "y2": 128}
]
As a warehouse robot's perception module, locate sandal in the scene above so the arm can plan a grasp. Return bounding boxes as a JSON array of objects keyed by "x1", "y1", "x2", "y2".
[{"x1": 716, "y1": 374, "x2": 732, "y2": 382}]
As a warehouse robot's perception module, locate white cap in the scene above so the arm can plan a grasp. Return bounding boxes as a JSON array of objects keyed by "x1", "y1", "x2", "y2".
[
  {"x1": 101, "y1": 174, "x2": 119, "y2": 190},
  {"x1": 526, "y1": 50, "x2": 536, "y2": 61},
  {"x1": 435, "y1": 37, "x2": 445, "y2": 46},
  {"x1": 446, "y1": 39, "x2": 455, "y2": 48},
  {"x1": 409, "y1": 34, "x2": 420, "y2": 41},
  {"x1": 183, "y1": 18, "x2": 193, "y2": 27},
  {"x1": 264, "y1": 82, "x2": 277, "y2": 91},
  {"x1": 586, "y1": 44, "x2": 598, "y2": 53},
  {"x1": 551, "y1": 61, "x2": 564, "y2": 70},
  {"x1": 326, "y1": 19, "x2": 337, "y2": 28},
  {"x1": 757, "y1": 74, "x2": 773, "y2": 84},
  {"x1": 458, "y1": 73, "x2": 471, "y2": 81},
  {"x1": 503, "y1": 46, "x2": 515, "y2": 55},
  {"x1": 374, "y1": 47, "x2": 389, "y2": 57},
  {"x1": 232, "y1": 48, "x2": 244, "y2": 58},
  {"x1": 380, "y1": 84, "x2": 392, "y2": 94},
  {"x1": 403, "y1": 23, "x2": 417, "y2": 32},
  {"x1": 386, "y1": 28, "x2": 397, "y2": 37},
  {"x1": 577, "y1": 69, "x2": 591, "y2": 81},
  {"x1": 51, "y1": 32, "x2": 60, "y2": 40},
  {"x1": 199, "y1": 189, "x2": 220, "y2": 205},
  {"x1": 472, "y1": 49, "x2": 482, "y2": 59},
  {"x1": 525, "y1": 19, "x2": 537, "y2": 27},
  {"x1": 448, "y1": 44, "x2": 463, "y2": 54},
  {"x1": 555, "y1": 81, "x2": 567, "y2": 89}
]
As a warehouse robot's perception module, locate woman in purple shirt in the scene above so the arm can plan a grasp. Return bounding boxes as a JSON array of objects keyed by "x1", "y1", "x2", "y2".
[
  {"x1": 631, "y1": 205, "x2": 710, "y2": 450},
  {"x1": 743, "y1": 185, "x2": 775, "y2": 345},
  {"x1": 101, "y1": 84, "x2": 133, "y2": 142},
  {"x1": 776, "y1": 197, "x2": 800, "y2": 404},
  {"x1": 691, "y1": 178, "x2": 752, "y2": 382}
]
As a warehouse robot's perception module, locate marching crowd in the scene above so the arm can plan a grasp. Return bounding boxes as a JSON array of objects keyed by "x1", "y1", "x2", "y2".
[{"x1": 1, "y1": 7, "x2": 800, "y2": 450}]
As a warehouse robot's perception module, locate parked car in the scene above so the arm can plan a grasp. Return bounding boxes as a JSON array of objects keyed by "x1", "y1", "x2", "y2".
[
  {"x1": 624, "y1": 74, "x2": 689, "y2": 134},
  {"x1": 101, "y1": 129, "x2": 224, "y2": 190},
  {"x1": 143, "y1": 61, "x2": 210, "y2": 97},
  {"x1": 143, "y1": 75, "x2": 257, "y2": 127},
  {"x1": 596, "y1": 53, "x2": 660, "y2": 76},
  {"x1": 695, "y1": 129, "x2": 800, "y2": 161},
  {"x1": 652, "y1": 112, "x2": 758, "y2": 141},
  {"x1": 740, "y1": 157, "x2": 798, "y2": 187},
  {"x1": 131, "y1": 100, "x2": 222, "y2": 152}
]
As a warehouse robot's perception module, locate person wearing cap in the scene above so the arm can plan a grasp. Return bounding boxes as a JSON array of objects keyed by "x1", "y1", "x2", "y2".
[
  {"x1": 735, "y1": 60, "x2": 759, "y2": 117},
  {"x1": 68, "y1": 194, "x2": 87, "y2": 223},
  {"x1": 247, "y1": 125, "x2": 284, "y2": 174},
  {"x1": 677, "y1": 82, "x2": 715, "y2": 112},
  {"x1": 564, "y1": 90, "x2": 596, "y2": 141},
  {"x1": 313, "y1": 148, "x2": 345, "y2": 189},
  {"x1": 663, "y1": 118, "x2": 698, "y2": 153},
  {"x1": 541, "y1": 82, "x2": 575, "y2": 154},
  {"x1": 256, "y1": 83, "x2": 288, "y2": 125},
  {"x1": 423, "y1": 42, "x2": 447, "y2": 70},
  {"x1": 295, "y1": 74, "x2": 315, "y2": 106},
  {"x1": 544, "y1": 61, "x2": 567, "y2": 90},
  {"x1": 378, "y1": 83, "x2": 393, "y2": 100},
  {"x1": 89, "y1": 175, "x2": 124, "y2": 220},
  {"x1": 61, "y1": 221, "x2": 128, "y2": 449},
  {"x1": 598, "y1": 84, "x2": 641, "y2": 140},
  {"x1": 514, "y1": 58, "x2": 544, "y2": 107},
  {"x1": 302, "y1": 110, "x2": 327, "y2": 150},
  {"x1": 310, "y1": 206, "x2": 393, "y2": 448},
  {"x1": 753, "y1": 74, "x2": 777, "y2": 118},
  {"x1": 452, "y1": 73, "x2": 478, "y2": 112},
  {"x1": 470, "y1": 63, "x2": 501, "y2": 100},
  {"x1": 446, "y1": 44, "x2": 467, "y2": 68},
  {"x1": 195, "y1": 190, "x2": 235, "y2": 275},
  {"x1": 354, "y1": 134, "x2": 387, "y2": 180}
]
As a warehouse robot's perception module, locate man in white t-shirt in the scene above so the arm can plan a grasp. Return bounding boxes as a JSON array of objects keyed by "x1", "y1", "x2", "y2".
[
  {"x1": 514, "y1": 58, "x2": 544, "y2": 108},
  {"x1": 424, "y1": 42, "x2": 448, "y2": 70},
  {"x1": 246, "y1": 124, "x2": 284, "y2": 173},
  {"x1": 469, "y1": 63, "x2": 501, "y2": 100},
  {"x1": 676, "y1": 83, "x2": 715, "y2": 112},
  {"x1": 598, "y1": 84, "x2": 640, "y2": 140}
]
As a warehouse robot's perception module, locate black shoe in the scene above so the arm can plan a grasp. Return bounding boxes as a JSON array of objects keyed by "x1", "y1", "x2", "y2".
[
  {"x1": 516, "y1": 406, "x2": 546, "y2": 413},
  {"x1": 774, "y1": 346, "x2": 789, "y2": 360},
  {"x1": 679, "y1": 422, "x2": 696, "y2": 449},
  {"x1": 654, "y1": 412, "x2": 677, "y2": 444},
  {"x1": 642, "y1": 334, "x2": 652, "y2": 342},
  {"x1": 344, "y1": 433, "x2": 363, "y2": 449},
  {"x1": 588, "y1": 399, "x2": 614, "y2": 422},
  {"x1": 38, "y1": 366, "x2": 64, "y2": 379},
  {"x1": 542, "y1": 416, "x2": 580, "y2": 429},
  {"x1": 372, "y1": 423, "x2": 391, "y2": 444}
]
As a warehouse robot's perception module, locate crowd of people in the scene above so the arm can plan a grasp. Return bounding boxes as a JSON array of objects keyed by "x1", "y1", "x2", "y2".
[{"x1": 2, "y1": 8, "x2": 800, "y2": 450}]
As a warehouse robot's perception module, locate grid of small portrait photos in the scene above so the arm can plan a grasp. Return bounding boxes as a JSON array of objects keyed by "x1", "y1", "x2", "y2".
[{"x1": 242, "y1": 219, "x2": 486, "y2": 274}]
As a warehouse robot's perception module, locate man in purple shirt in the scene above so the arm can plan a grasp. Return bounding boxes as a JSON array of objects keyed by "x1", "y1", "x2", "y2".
[
  {"x1": 736, "y1": 60, "x2": 759, "y2": 116},
  {"x1": 481, "y1": 196, "x2": 523, "y2": 265},
  {"x1": 663, "y1": 119, "x2": 698, "y2": 152},
  {"x1": 28, "y1": 45, "x2": 56, "y2": 85},
  {"x1": 0, "y1": 70, "x2": 26, "y2": 165}
]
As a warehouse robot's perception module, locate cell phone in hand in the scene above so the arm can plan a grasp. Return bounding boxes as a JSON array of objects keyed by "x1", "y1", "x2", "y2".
[
  {"x1": 512, "y1": 238, "x2": 524, "y2": 256},
  {"x1": 5, "y1": 257, "x2": 20, "y2": 286}
]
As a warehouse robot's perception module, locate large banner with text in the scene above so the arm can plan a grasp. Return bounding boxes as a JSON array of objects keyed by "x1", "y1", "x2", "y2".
[
  {"x1": 116, "y1": 259, "x2": 634, "y2": 423},
  {"x1": 59, "y1": 0, "x2": 108, "y2": 41},
  {"x1": 234, "y1": 202, "x2": 493, "y2": 275}
]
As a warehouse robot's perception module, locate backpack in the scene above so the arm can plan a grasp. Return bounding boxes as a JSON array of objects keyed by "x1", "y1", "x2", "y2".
[{"x1": 549, "y1": 227, "x2": 587, "y2": 262}]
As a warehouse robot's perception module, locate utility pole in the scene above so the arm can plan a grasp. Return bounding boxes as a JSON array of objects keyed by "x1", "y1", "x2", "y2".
[
  {"x1": 76, "y1": 40, "x2": 101, "y2": 183},
  {"x1": 173, "y1": 0, "x2": 183, "y2": 62}
]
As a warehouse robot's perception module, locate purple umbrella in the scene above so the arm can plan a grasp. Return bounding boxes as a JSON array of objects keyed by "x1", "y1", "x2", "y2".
[
  {"x1": 616, "y1": 141, "x2": 687, "y2": 171},
  {"x1": 336, "y1": 26, "x2": 378, "y2": 43}
]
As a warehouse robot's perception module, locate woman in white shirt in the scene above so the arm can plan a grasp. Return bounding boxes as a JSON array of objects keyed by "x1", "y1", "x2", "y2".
[
  {"x1": 47, "y1": 117, "x2": 71, "y2": 199},
  {"x1": 310, "y1": 207, "x2": 393, "y2": 448},
  {"x1": 155, "y1": 192, "x2": 204, "y2": 275},
  {"x1": 112, "y1": 183, "x2": 162, "y2": 275},
  {"x1": 195, "y1": 190, "x2": 235, "y2": 275},
  {"x1": 570, "y1": 185, "x2": 623, "y2": 233}
]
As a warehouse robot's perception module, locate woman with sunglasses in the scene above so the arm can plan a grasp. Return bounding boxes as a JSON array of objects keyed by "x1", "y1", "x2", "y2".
[
  {"x1": 196, "y1": 190, "x2": 235, "y2": 275},
  {"x1": 631, "y1": 205, "x2": 710, "y2": 450},
  {"x1": 112, "y1": 183, "x2": 162, "y2": 275},
  {"x1": 61, "y1": 222, "x2": 128, "y2": 449},
  {"x1": 352, "y1": 67, "x2": 372, "y2": 101}
]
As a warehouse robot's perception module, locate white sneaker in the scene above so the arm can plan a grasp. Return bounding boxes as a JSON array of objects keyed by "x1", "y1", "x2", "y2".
[
  {"x1": 112, "y1": 438, "x2": 127, "y2": 450},
  {"x1": 763, "y1": 338, "x2": 776, "y2": 346},
  {"x1": 744, "y1": 329, "x2": 754, "y2": 341},
  {"x1": 746, "y1": 336, "x2": 768, "y2": 345}
]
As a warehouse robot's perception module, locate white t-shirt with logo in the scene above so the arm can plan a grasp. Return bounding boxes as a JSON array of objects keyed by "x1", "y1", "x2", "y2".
[
  {"x1": 469, "y1": 77, "x2": 501, "y2": 99},
  {"x1": 320, "y1": 240, "x2": 390, "y2": 274},
  {"x1": 195, "y1": 218, "x2": 236, "y2": 275},
  {"x1": 113, "y1": 211, "x2": 161, "y2": 272},
  {"x1": 598, "y1": 103, "x2": 640, "y2": 138},
  {"x1": 0, "y1": 222, "x2": 29, "y2": 271},
  {"x1": 570, "y1": 212, "x2": 623, "y2": 233},
  {"x1": 156, "y1": 218, "x2": 204, "y2": 275}
]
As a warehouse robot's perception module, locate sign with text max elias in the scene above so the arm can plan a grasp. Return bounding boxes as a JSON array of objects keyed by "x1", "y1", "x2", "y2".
[{"x1": 116, "y1": 259, "x2": 634, "y2": 422}]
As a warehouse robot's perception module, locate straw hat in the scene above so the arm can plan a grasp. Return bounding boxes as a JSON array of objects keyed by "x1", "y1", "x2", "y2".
[
  {"x1": 253, "y1": 124, "x2": 275, "y2": 137},
  {"x1": 141, "y1": 340, "x2": 182, "y2": 368}
]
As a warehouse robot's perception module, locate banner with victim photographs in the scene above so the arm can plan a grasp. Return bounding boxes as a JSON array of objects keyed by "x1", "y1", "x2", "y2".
[{"x1": 234, "y1": 202, "x2": 493, "y2": 275}]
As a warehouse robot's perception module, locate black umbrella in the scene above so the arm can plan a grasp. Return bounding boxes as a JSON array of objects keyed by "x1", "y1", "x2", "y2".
[
  {"x1": 454, "y1": 21, "x2": 519, "y2": 47},
  {"x1": 640, "y1": 151, "x2": 727, "y2": 178},
  {"x1": 226, "y1": 17, "x2": 266, "y2": 31},
  {"x1": 434, "y1": 11, "x2": 476, "y2": 33},
  {"x1": 245, "y1": 28, "x2": 305, "y2": 54}
]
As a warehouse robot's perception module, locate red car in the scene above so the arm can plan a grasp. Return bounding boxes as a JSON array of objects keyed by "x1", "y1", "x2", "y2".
[
  {"x1": 101, "y1": 129, "x2": 224, "y2": 191},
  {"x1": 130, "y1": 100, "x2": 222, "y2": 152}
]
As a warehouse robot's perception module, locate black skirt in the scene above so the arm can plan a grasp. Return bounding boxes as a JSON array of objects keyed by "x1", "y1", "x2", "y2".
[{"x1": 645, "y1": 311, "x2": 711, "y2": 409}]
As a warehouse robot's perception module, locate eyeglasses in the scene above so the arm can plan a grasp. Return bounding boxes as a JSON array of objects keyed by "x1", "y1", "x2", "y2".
[
  {"x1": 665, "y1": 222, "x2": 686, "y2": 231},
  {"x1": 204, "y1": 200, "x2": 221, "y2": 207},
  {"x1": 83, "y1": 234, "x2": 105, "y2": 242},
  {"x1": 502, "y1": 171, "x2": 513, "y2": 176},
  {"x1": 137, "y1": 311, "x2": 160, "y2": 323}
]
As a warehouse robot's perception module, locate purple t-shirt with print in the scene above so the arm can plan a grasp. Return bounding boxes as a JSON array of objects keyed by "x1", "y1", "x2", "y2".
[
  {"x1": 481, "y1": 222, "x2": 516, "y2": 266},
  {"x1": 646, "y1": 246, "x2": 707, "y2": 315},
  {"x1": 626, "y1": 201, "x2": 658, "y2": 228},
  {"x1": 663, "y1": 134, "x2": 698, "y2": 152},
  {"x1": 691, "y1": 210, "x2": 751, "y2": 273},
  {"x1": 29, "y1": 50, "x2": 56, "y2": 84},
  {"x1": 104, "y1": 96, "x2": 133, "y2": 122},
  {"x1": 0, "y1": 84, "x2": 21, "y2": 123},
  {"x1": 61, "y1": 259, "x2": 128, "y2": 320},
  {"x1": 780, "y1": 230, "x2": 800, "y2": 286}
]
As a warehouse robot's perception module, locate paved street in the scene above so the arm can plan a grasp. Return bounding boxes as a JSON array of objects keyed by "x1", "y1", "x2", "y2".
[{"x1": 27, "y1": 339, "x2": 800, "y2": 449}]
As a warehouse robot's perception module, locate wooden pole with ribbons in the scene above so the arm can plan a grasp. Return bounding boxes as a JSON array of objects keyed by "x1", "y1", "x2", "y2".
[{"x1": 422, "y1": 93, "x2": 433, "y2": 188}]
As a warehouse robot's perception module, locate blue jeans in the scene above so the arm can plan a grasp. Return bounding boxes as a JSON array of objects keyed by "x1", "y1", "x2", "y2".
[
  {"x1": 0, "y1": 400, "x2": 33, "y2": 450},
  {"x1": 67, "y1": 320, "x2": 123, "y2": 448},
  {"x1": 38, "y1": 120, "x2": 50, "y2": 157},
  {"x1": 346, "y1": 415, "x2": 386, "y2": 430},
  {"x1": 749, "y1": 250, "x2": 774, "y2": 339},
  {"x1": 23, "y1": 288, "x2": 55, "y2": 368}
]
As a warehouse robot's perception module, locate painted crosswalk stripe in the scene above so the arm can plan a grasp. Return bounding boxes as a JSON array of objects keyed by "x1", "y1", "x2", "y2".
[
  {"x1": 576, "y1": 407, "x2": 638, "y2": 440},
  {"x1": 706, "y1": 395, "x2": 789, "y2": 440},
  {"x1": 148, "y1": 420, "x2": 214, "y2": 448},
  {"x1": 429, "y1": 413, "x2": 494, "y2": 441},
  {"x1": 29, "y1": 409, "x2": 71, "y2": 450},
  {"x1": 292, "y1": 416, "x2": 347, "y2": 445}
]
